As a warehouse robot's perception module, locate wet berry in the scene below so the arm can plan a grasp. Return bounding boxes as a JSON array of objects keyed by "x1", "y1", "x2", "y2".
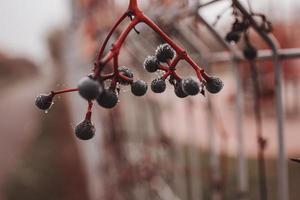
[
  {"x1": 75, "y1": 120, "x2": 95, "y2": 140},
  {"x1": 205, "y1": 77, "x2": 224, "y2": 94},
  {"x1": 96, "y1": 89, "x2": 118, "y2": 108},
  {"x1": 243, "y1": 43, "x2": 257, "y2": 60},
  {"x1": 155, "y1": 43, "x2": 175, "y2": 63},
  {"x1": 131, "y1": 80, "x2": 148, "y2": 96},
  {"x1": 143, "y1": 56, "x2": 159, "y2": 72},
  {"x1": 78, "y1": 77, "x2": 101, "y2": 100},
  {"x1": 151, "y1": 78, "x2": 166, "y2": 93},
  {"x1": 35, "y1": 94, "x2": 53, "y2": 110},
  {"x1": 225, "y1": 31, "x2": 241, "y2": 43},
  {"x1": 182, "y1": 78, "x2": 200, "y2": 96},
  {"x1": 118, "y1": 66, "x2": 133, "y2": 85},
  {"x1": 174, "y1": 81, "x2": 188, "y2": 98}
]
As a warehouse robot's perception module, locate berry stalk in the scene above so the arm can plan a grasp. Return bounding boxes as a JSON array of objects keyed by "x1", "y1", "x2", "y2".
[{"x1": 51, "y1": 88, "x2": 79, "y2": 96}]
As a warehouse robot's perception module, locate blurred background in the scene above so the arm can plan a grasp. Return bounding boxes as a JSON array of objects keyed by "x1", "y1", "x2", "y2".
[{"x1": 1, "y1": 0, "x2": 300, "y2": 200}]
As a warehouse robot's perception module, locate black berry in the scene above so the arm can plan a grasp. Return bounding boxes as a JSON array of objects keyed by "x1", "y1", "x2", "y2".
[
  {"x1": 155, "y1": 43, "x2": 175, "y2": 63},
  {"x1": 225, "y1": 31, "x2": 241, "y2": 43},
  {"x1": 35, "y1": 94, "x2": 53, "y2": 110},
  {"x1": 232, "y1": 20, "x2": 246, "y2": 32},
  {"x1": 143, "y1": 56, "x2": 159, "y2": 72},
  {"x1": 131, "y1": 80, "x2": 148, "y2": 96},
  {"x1": 243, "y1": 43, "x2": 257, "y2": 60},
  {"x1": 75, "y1": 120, "x2": 95, "y2": 140},
  {"x1": 182, "y1": 78, "x2": 200, "y2": 96},
  {"x1": 118, "y1": 66, "x2": 133, "y2": 85},
  {"x1": 96, "y1": 89, "x2": 118, "y2": 108},
  {"x1": 78, "y1": 77, "x2": 101, "y2": 100},
  {"x1": 205, "y1": 77, "x2": 224, "y2": 94},
  {"x1": 151, "y1": 78, "x2": 166, "y2": 93},
  {"x1": 174, "y1": 81, "x2": 188, "y2": 98}
]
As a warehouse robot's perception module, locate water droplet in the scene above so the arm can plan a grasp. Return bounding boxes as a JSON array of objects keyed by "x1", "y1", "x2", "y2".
[{"x1": 45, "y1": 110, "x2": 49, "y2": 114}]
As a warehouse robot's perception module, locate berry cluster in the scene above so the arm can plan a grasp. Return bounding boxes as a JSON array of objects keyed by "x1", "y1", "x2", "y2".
[
  {"x1": 35, "y1": 66, "x2": 148, "y2": 140},
  {"x1": 35, "y1": 0, "x2": 224, "y2": 140},
  {"x1": 144, "y1": 44, "x2": 223, "y2": 98},
  {"x1": 225, "y1": 2, "x2": 272, "y2": 60}
]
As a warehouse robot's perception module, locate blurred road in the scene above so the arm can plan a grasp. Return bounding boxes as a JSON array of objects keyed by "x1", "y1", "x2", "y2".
[{"x1": 0, "y1": 72, "x2": 52, "y2": 199}]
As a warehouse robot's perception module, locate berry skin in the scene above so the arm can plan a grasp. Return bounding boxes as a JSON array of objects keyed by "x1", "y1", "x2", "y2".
[
  {"x1": 155, "y1": 43, "x2": 175, "y2": 63},
  {"x1": 143, "y1": 56, "x2": 159, "y2": 72},
  {"x1": 182, "y1": 78, "x2": 200, "y2": 96},
  {"x1": 225, "y1": 31, "x2": 241, "y2": 43},
  {"x1": 174, "y1": 81, "x2": 188, "y2": 98},
  {"x1": 243, "y1": 44, "x2": 257, "y2": 60},
  {"x1": 96, "y1": 89, "x2": 118, "y2": 109},
  {"x1": 118, "y1": 66, "x2": 133, "y2": 85},
  {"x1": 232, "y1": 20, "x2": 246, "y2": 32},
  {"x1": 205, "y1": 77, "x2": 224, "y2": 94},
  {"x1": 131, "y1": 80, "x2": 148, "y2": 96},
  {"x1": 35, "y1": 94, "x2": 53, "y2": 110},
  {"x1": 75, "y1": 120, "x2": 95, "y2": 140},
  {"x1": 151, "y1": 78, "x2": 166, "y2": 93},
  {"x1": 78, "y1": 77, "x2": 102, "y2": 100}
]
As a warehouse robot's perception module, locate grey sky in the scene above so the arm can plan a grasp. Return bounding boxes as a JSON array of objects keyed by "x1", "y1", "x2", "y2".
[
  {"x1": 0, "y1": 0, "x2": 70, "y2": 62},
  {"x1": 0, "y1": 0, "x2": 297, "y2": 63}
]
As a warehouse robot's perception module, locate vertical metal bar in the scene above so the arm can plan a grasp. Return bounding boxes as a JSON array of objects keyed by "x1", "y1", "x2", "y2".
[
  {"x1": 233, "y1": 60, "x2": 249, "y2": 199},
  {"x1": 234, "y1": 2, "x2": 289, "y2": 200},
  {"x1": 273, "y1": 55, "x2": 289, "y2": 200}
]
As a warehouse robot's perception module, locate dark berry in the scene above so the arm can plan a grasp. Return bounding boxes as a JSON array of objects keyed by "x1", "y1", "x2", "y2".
[
  {"x1": 182, "y1": 78, "x2": 200, "y2": 96},
  {"x1": 35, "y1": 94, "x2": 53, "y2": 110},
  {"x1": 155, "y1": 43, "x2": 175, "y2": 63},
  {"x1": 96, "y1": 89, "x2": 118, "y2": 109},
  {"x1": 131, "y1": 80, "x2": 148, "y2": 96},
  {"x1": 75, "y1": 120, "x2": 95, "y2": 140},
  {"x1": 243, "y1": 44, "x2": 257, "y2": 60},
  {"x1": 225, "y1": 31, "x2": 241, "y2": 43},
  {"x1": 78, "y1": 77, "x2": 101, "y2": 100},
  {"x1": 143, "y1": 56, "x2": 159, "y2": 72},
  {"x1": 174, "y1": 81, "x2": 188, "y2": 98},
  {"x1": 118, "y1": 66, "x2": 133, "y2": 85},
  {"x1": 205, "y1": 77, "x2": 224, "y2": 94},
  {"x1": 232, "y1": 20, "x2": 246, "y2": 32},
  {"x1": 151, "y1": 78, "x2": 166, "y2": 93}
]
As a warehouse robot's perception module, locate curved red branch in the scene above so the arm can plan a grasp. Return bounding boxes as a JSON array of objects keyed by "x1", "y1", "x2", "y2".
[
  {"x1": 95, "y1": 12, "x2": 129, "y2": 62},
  {"x1": 95, "y1": 0, "x2": 211, "y2": 85}
]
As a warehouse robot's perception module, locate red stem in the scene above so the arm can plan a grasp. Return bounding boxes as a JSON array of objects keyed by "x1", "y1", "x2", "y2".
[
  {"x1": 158, "y1": 64, "x2": 169, "y2": 71},
  {"x1": 101, "y1": 73, "x2": 115, "y2": 80},
  {"x1": 95, "y1": 12, "x2": 128, "y2": 63},
  {"x1": 142, "y1": 14, "x2": 185, "y2": 54},
  {"x1": 172, "y1": 71, "x2": 182, "y2": 81},
  {"x1": 51, "y1": 88, "x2": 78, "y2": 96},
  {"x1": 94, "y1": 0, "x2": 210, "y2": 84},
  {"x1": 128, "y1": 0, "x2": 140, "y2": 12},
  {"x1": 85, "y1": 101, "x2": 93, "y2": 121}
]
